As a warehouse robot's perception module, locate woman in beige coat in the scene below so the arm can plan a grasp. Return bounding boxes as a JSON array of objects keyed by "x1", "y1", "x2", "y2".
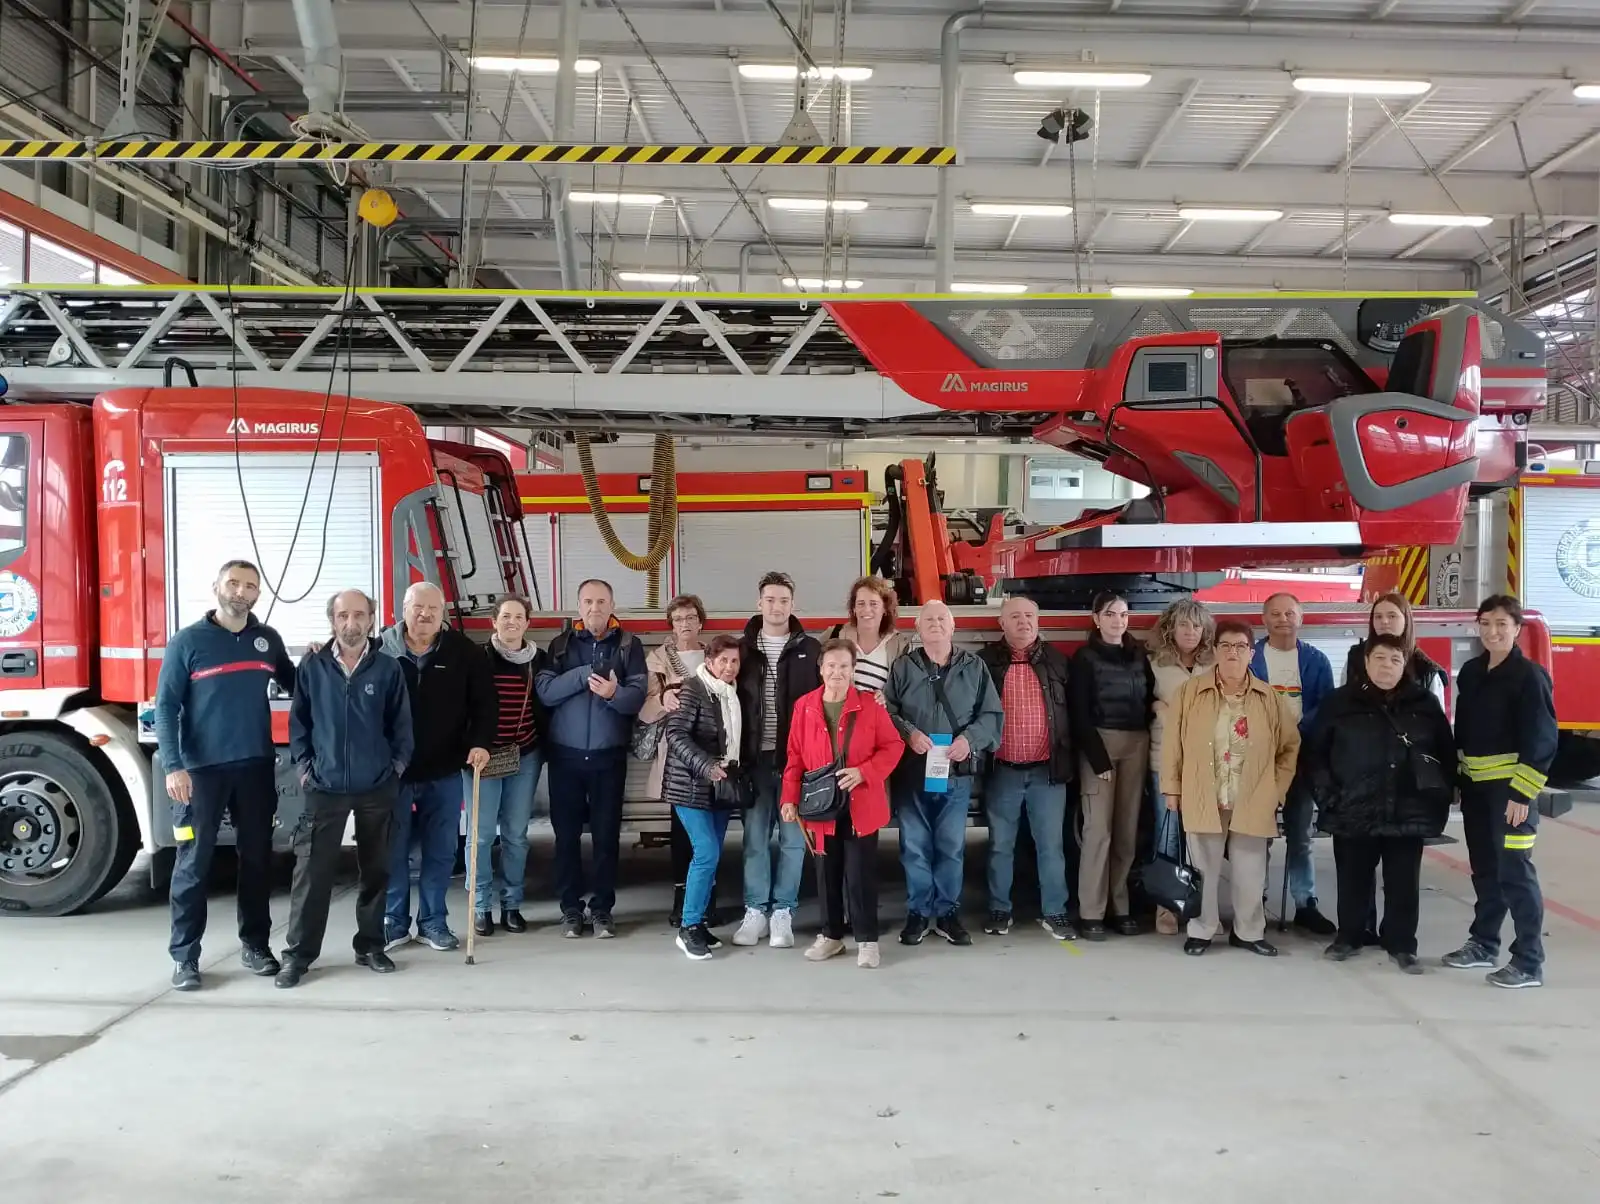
[
  {"x1": 1160, "y1": 618, "x2": 1300, "y2": 958},
  {"x1": 1147, "y1": 599, "x2": 1215, "y2": 935}
]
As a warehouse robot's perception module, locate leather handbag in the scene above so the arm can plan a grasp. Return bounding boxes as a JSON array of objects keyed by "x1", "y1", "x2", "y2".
[
  {"x1": 798, "y1": 713, "x2": 859, "y2": 822},
  {"x1": 482, "y1": 670, "x2": 532, "y2": 780},
  {"x1": 631, "y1": 648, "x2": 689, "y2": 761},
  {"x1": 1134, "y1": 809, "x2": 1204, "y2": 922}
]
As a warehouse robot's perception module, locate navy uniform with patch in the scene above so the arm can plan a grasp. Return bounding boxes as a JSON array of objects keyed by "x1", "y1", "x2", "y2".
[{"x1": 153, "y1": 611, "x2": 297, "y2": 970}]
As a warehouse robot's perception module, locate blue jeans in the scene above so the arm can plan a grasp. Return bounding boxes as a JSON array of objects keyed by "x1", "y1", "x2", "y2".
[
  {"x1": 676, "y1": 806, "x2": 732, "y2": 929},
  {"x1": 1283, "y1": 774, "x2": 1317, "y2": 908},
  {"x1": 466, "y1": 751, "x2": 543, "y2": 913},
  {"x1": 387, "y1": 775, "x2": 460, "y2": 935},
  {"x1": 898, "y1": 776, "x2": 972, "y2": 918},
  {"x1": 985, "y1": 764, "x2": 1069, "y2": 917},
  {"x1": 741, "y1": 755, "x2": 806, "y2": 913}
]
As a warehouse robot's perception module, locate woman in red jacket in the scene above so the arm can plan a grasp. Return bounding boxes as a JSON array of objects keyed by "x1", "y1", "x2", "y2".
[{"x1": 780, "y1": 638, "x2": 906, "y2": 968}]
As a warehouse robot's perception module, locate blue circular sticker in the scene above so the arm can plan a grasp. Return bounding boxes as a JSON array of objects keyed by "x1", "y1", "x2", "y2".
[
  {"x1": 0, "y1": 570, "x2": 39, "y2": 637},
  {"x1": 1556, "y1": 519, "x2": 1600, "y2": 601}
]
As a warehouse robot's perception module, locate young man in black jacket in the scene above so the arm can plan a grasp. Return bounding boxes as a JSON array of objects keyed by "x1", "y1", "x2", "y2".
[
  {"x1": 278, "y1": 589, "x2": 414, "y2": 988},
  {"x1": 379, "y1": 581, "x2": 497, "y2": 953},
  {"x1": 155, "y1": 559, "x2": 297, "y2": 991},
  {"x1": 731, "y1": 571, "x2": 821, "y2": 950},
  {"x1": 1441, "y1": 595, "x2": 1559, "y2": 989}
]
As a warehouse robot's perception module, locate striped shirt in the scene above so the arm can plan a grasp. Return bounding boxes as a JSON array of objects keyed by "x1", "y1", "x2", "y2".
[
  {"x1": 852, "y1": 641, "x2": 892, "y2": 694},
  {"x1": 492, "y1": 662, "x2": 538, "y2": 749},
  {"x1": 758, "y1": 631, "x2": 788, "y2": 751}
]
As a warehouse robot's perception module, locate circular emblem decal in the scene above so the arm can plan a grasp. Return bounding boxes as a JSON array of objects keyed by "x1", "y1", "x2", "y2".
[
  {"x1": 0, "y1": 571, "x2": 39, "y2": 638},
  {"x1": 1433, "y1": 550, "x2": 1462, "y2": 608},
  {"x1": 254, "y1": 636, "x2": 270, "y2": 653},
  {"x1": 1556, "y1": 519, "x2": 1600, "y2": 601}
]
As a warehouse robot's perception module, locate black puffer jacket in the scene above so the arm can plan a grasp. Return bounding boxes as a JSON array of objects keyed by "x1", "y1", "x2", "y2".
[
  {"x1": 662, "y1": 676, "x2": 737, "y2": 810},
  {"x1": 1303, "y1": 678, "x2": 1456, "y2": 838},
  {"x1": 1068, "y1": 634, "x2": 1156, "y2": 776}
]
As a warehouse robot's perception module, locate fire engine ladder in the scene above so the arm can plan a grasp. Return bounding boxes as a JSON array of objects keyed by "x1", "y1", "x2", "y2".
[{"x1": 0, "y1": 284, "x2": 949, "y2": 433}]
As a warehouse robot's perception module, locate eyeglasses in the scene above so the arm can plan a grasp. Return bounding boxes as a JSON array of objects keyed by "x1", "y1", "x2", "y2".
[{"x1": 1217, "y1": 641, "x2": 1251, "y2": 652}]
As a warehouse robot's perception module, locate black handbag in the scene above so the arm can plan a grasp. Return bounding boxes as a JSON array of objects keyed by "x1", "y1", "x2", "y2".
[
  {"x1": 1377, "y1": 705, "x2": 1452, "y2": 795},
  {"x1": 712, "y1": 765, "x2": 755, "y2": 810},
  {"x1": 1134, "y1": 808, "x2": 1204, "y2": 922},
  {"x1": 798, "y1": 713, "x2": 859, "y2": 821}
]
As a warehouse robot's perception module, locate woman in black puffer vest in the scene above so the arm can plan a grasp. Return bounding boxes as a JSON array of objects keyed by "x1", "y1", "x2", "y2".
[
  {"x1": 663, "y1": 634, "x2": 745, "y2": 960},
  {"x1": 1304, "y1": 633, "x2": 1455, "y2": 973}
]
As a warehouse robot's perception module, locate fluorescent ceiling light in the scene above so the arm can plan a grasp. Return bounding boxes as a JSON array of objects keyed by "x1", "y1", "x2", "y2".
[
  {"x1": 568, "y1": 191, "x2": 665, "y2": 206},
  {"x1": 738, "y1": 64, "x2": 873, "y2": 82},
  {"x1": 951, "y1": 282, "x2": 1029, "y2": 294},
  {"x1": 471, "y1": 56, "x2": 601, "y2": 74},
  {"x1": 616, "y1": 271, "x2": 699, "y2": 284},
  {"x1": 782, "y1": 277, "x2": 864, "y2": 290},
  {"x1": 1013, "y1": 70, "x2": 1151, "y2": 89},
  {"x1": 1177, "y1": 207, "x2": 1284, "y2": 222},
  {"x1": 1388, "y1": 213, "x2": 1493, "y2": 227},
  {"x1": 970, "y1": 202, "x2": 1073, "y2": 218},
  {"x1": 766, "y1": 196, "x2": 869, "y2": 212},
  {"x1": 1575, "y1": 84, "x2": 1600, "y2": 100},
  {"x1": 1293, "y1": 76, "x2": 1431, "y2": 97},
  {"x1": 1110, "y1": 286, "x2": 1194, "y2": 299}
]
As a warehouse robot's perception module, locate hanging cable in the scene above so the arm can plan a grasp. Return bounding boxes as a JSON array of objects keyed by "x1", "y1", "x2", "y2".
[
  {"x1": 574, "y1": 433, "x2": 678, "y2": 609},
  {"x1": 1341, "y1": 94, "x2": 1354, "y2": 291}
]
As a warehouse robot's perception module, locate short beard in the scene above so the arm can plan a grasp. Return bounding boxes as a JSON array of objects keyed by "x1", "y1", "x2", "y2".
[
  {"x1": 217, "y1": 596, "x2": 251, "y2": 618},
  {"x1": 336, "y1": 630, "x2": 367, "y2": 651}
]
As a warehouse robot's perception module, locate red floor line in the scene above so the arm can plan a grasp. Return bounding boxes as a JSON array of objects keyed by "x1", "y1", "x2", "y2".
[
  {"x1": 1424, "y1": 847, "x2": 1600, "y2": 934},
  {"x1": 1552, "y1": 815, "x2": 1600, "y2": 838}
]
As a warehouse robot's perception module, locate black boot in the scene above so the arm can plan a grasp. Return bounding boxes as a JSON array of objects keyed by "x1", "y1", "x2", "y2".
[{"x1": 669, "y1": 884, "x2": 686, "y2": 929}]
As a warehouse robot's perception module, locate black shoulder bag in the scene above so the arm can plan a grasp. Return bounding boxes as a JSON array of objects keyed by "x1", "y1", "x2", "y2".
[{"x1": 798, "y1": 713, "x2": 860, "y2": 821}]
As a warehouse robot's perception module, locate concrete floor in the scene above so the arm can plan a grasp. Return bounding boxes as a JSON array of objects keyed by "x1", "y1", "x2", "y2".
[{"x1": 4, "y1": 805, "x2": 1600, "y2": 1204}]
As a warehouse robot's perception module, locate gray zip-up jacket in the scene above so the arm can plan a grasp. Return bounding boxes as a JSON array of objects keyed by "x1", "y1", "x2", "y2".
[{"x1": 884, "y1": 646, "x2": 1005, "y2": 771}]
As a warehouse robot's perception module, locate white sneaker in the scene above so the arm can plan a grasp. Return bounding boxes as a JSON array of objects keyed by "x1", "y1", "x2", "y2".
[
  {"x1": 731, "y1": 907, "x2": 769, "y2": 947},
  {"x1": 857, "y1": 942, "x2": 881, "y2": 969},
  {"x1": 769, "y1": 908, "x2": 795, "y2": 949},
  {"x1": 805, "y1": 934, "x2": 846, "y2": 962}
]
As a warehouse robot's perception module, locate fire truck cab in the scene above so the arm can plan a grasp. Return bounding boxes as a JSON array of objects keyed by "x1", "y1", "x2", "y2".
[{"x1": 0, "y1": 385, "x2": 526, "y2": 916}]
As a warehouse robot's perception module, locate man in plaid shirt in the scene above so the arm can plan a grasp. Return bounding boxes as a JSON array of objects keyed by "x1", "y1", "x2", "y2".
[{"x1": 978, "y1": 597, "x2": 1077, "y2": 941}]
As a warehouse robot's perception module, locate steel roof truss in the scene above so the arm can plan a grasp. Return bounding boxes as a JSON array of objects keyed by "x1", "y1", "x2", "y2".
[
  {"x1": 608, "y1": 300, "x2": 676, "y2": 375},
  {"x1": 117, "y1": 290, "x2": 191, "y2": 370},
  {"x1": 192, "y1": 292, "x2": 271, "y2": 374},
  {"x1": 33, "y1": 292, "x2": 106, "y2": 370},
  {"x1": 520, "y1": 297, "x2": 594, "y2": 373},
  {"x1": 682, "y1": 299, "x2": 753, "y2": 377},
  {"x1": 767, "y1": 306, "x2": 829, "y2": 377},
  {"x1": 360, "y1": 293, "x2": 434, "y2": 372}
]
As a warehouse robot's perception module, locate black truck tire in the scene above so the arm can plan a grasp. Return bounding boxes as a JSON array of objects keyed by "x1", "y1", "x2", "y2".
[{"x1": 0, "y1": 730, "x2": 132, "y2": 917}]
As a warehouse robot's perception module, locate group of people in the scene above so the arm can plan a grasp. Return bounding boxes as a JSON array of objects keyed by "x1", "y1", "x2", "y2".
[{"x1": 155, "y1": 559, "x2": 1559, "y2": 991}]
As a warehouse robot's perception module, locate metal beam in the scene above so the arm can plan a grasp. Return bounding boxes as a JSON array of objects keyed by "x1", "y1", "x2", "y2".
[
  {"x1": 1319, "y1": 213, "x2": 1387, "y2": 256},
  {"x1": 1336, "y1": 92, "x2": 1431, "y2": 174},
  {"x1": 1235, "y1": 94, "x2": 1308, "y2": 171},
  {"x1": 1138, "y1": 79, "x2": 1201, "y2": 170},
  {"x1": 1531, "y1": 130, "x2": 1600, "y2": 179},
  {"x1": 103, "y1": 0, "x2": 174, "y2": 138},
  {"x1": 1397, "y1": 227, "x2": 1455, "y2": 259},
  {"x1": 1372, "y1": 0, "x2": 1403, "y2": 17},
  {"x1": 727, "y1": 60, "x2": 753, "y2": 144},
  {"x1": 614, "y1": 66, "x2": 700, "y2": 247},
  {"x1": 1435, "y1": 87, "x2": 1559, "y2": 175},
  {"x1": 1162, "y1": 221, "x2": 1195, "y2": 253},
  {"x1": 1505, "y1": 1, "x2": 1543, "y2": 19}
]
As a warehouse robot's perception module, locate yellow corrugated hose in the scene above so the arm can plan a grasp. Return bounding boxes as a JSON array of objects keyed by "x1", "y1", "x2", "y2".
[{"x1": 574, "y1": 432, "x2": 678, "y2": 608}]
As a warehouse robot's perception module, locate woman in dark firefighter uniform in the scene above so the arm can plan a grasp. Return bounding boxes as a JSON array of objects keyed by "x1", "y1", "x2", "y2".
[{"x1": 1441, "y1": 595, "x2": 1558, "y2": 989}]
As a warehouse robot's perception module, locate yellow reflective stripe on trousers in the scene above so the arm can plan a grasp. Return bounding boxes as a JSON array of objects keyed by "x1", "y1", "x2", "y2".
[
  {"x1": 1503, "y1": 833, "x2": 1537, "y2": 850},
  {"x1": 173, "y1": 825, "x2": 194, "y2": 841}
]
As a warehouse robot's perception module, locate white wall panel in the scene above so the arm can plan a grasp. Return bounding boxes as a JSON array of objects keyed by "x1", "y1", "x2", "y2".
[
  {"x1": 676, "y1": 510, "x2": 865, "y2": 617},
  {"x1": 557, "y1": 512, "x2": 662, "y2": 610}
]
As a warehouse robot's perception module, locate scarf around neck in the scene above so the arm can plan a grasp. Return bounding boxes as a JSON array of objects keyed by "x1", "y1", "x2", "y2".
[
  {"x1": 492, "y1": 634, "x2": 539, "y2": 665},
  {"x1": 695, "y1": 663, "x2": 741, "y2": 766}
]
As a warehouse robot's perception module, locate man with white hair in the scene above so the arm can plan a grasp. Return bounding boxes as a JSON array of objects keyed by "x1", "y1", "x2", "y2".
[
  {"x1": 379, "y1": 580, "x2": 496, "y2": 952},
  {"x1": 883, "y1": 601, "x2": 1004, "y2": 948}
]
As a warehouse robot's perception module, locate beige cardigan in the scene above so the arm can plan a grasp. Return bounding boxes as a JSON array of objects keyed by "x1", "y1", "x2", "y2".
[
  {"x1": 1160, "y1": 671, "x2": 1301, "y2": 840},
  {"x1": 640, "y1": 642, "x2": 699, "y2": 800},
  {"x1": 1150, "y1": 654, "x2": 1211, "y2": 768}
]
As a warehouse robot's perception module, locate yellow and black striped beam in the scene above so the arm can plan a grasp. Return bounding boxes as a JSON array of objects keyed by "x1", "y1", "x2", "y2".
[{"x1": 0, "y1": 139, "x2": 955, "y2": 166}]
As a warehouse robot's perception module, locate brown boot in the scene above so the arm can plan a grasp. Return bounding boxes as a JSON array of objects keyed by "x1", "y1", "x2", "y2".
[{"x1": 1155, "y1": 907, "x2": 1180, "y2": 936}]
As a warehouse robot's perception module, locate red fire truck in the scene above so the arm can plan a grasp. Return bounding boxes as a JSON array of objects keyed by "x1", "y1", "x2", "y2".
[{"x1": 0, "y1": 384, "x2": 526, "y2": 915}]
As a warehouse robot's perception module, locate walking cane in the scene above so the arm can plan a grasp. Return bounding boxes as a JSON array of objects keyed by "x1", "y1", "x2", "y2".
[{"x1": 465, "y1": 764, "x2": 482, "y2": 966}]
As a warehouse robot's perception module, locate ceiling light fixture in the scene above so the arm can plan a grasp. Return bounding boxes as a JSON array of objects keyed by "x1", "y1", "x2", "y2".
[
  {"x1": 738, "y1": 64, "x2": 873, "y2": 82},
  {"x1": 766, "y1": 196, "x2": 869, "y2": 212},
  {"x1": 1292, "y1": 76, "x2": 1432, "y2": 97},
  {"x1": 569, "y1": 191, "x2": 666, "y2": 206},
  {"x1": 1574, "y1": 84, "x2": 1600, "y2": 100},
  {"x1": 1176, "y1": 207, "x2": 1284, "y2": 222},
  {"x1": 617, "y1": 271, "x2": 700, "y2": 284},
  {"x1": 782, "y1": 277, "x2": 864, "y2": 290},
  {"x1": 950, "y1": 282, "x2": 1029, "y2": 294},
  {"x1": 471, "y1": 56, "x2": 601, "y2": 74},
  {"x1": 1388, "y1": 213, "x2": 1494, "y2": 227},
  {"x1": 1013, "y1": 69, "x2": 1151, "y2": 89},
  {"x1": 970, "y1": 202, "x2": 1073, "y2": 217},
  {"x1": 1110, "y1": 286, "x2": 1195, "y2": 299}
]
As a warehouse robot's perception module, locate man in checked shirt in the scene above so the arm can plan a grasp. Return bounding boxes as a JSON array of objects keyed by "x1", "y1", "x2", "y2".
[{"x1": 977, "y1": 597, "x2": 1078, "y2": 942}]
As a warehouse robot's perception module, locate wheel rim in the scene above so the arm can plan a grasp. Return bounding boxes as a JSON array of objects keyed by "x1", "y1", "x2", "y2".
[{"x1": 0, "y1": 770, "x2": 82, "y2": 888}]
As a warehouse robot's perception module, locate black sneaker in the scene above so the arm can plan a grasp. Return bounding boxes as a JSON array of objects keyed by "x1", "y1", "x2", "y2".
[
  {"x1": 356, "y1": 950, "x2": 397, "y2": 973},
  {"x1": 933, "y1": 912, "x2": 972, "y2": 946},
  {"x1": 561, "y1": 912, "x2": 586, "y2": 939},
  {"x1": 1228, "y1": 932, "x2": 1279, "y2": 957},
  {"x1": 1441, "y1": 941, "x2": 1495, "y2": 970},
  {"x1": 241, "y1": 946, "x2": 281, "y2": 977},
  {"x1": 1486, "y1": 965, "x2": 1542, "y2": 989},
  {"x1": 591, "y1": 911, "x2": 616, "y2": 939},
  {"x1": 171, "y1": 961, "x2": 201, "y2": 992},
  {"x1": 1323, "y1": 941, "x2": 1360, "y2": 962},
  {"x1": 1040, "y1": 914, "x2": 1078, "y2": 941},
  {"x1": 501, "y1": 909, "x2": 527, "y2": 934},
  {"x1": 474, "y1": 912, "x2": 494, "y2": 937},
  {"x1": 1080, "y1": 920, "x2": 1108, "y2": 942},
  {"x1": 1360, "y1": 929, "x2": 1383, "y2": 948},
  {"x1": 983, "y1": 910, "x2": 1013, "y2": 936},
  {"x1": 1183, "y1": 937, "x2": 1210, "y2": 956},
  {"x1": 1293, "y1": 902, "x2": 1337, "y2": 936},
  {"x1": 1109, "y1": 914, "x2": 1140, "y2": 937},
  {"x1": 1390, "y1": 951, "x2": 1423, "y2": 976},
  {"x1": 695, "y1": 923, "x2": 723, "y2": 951},
  {"x1": 676, "y1": 927, "x2": 713, "y2": 961},
  {"x1": 274, "y1": 961, "x2": 308, "y2": 989},
  {"x1": 899, "y1": 913, "x2": 930, "y2": 946}
]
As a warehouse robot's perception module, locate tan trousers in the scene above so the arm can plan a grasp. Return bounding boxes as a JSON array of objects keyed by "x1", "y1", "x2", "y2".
[
  {"x1": 1078, "y1": 729, "x2": 1150, "y2": 921},
  {"x1": 1186, "y1": 807, "x2": 1270, "y2": 942}
]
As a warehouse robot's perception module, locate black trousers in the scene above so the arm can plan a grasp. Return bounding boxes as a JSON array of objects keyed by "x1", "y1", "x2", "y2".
[
  {"x1": 283, "y1": 785, "x2": 395, "y2": 966},
  {"x1": 548, "y1": 753, "x2": 626, "y2": 917},
  {"x1": 1462, "y1": 787, "x2": 1544, "y2": 973},
  {"x1": 818, "y1": 818, "x2": 880, "y2": 943},
  {"x1": 1332, "y1": 834, "x2": 1423, "y2": 955},
  {"x1": 168, "y1": 761, "x2": 277, "y2": 964}
]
